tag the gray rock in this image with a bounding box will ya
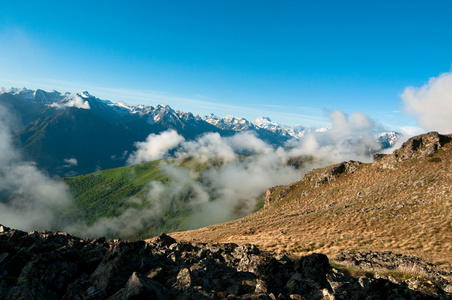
[0,225,448,299]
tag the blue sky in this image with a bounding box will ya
[1,1,451,132]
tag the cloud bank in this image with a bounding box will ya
[75,133,302,238]
[127,130,185,164]
[0,105,76,231]
[285,110,382,165]
[401,71,452,134]
[76,110,388,238]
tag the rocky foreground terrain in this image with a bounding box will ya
[1,224,451,299]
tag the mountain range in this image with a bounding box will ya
[0,88,399,177]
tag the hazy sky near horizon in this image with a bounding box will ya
[1,1,451,132]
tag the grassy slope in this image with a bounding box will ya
[62,157,221,238]
[170,134,452,268]
[62,160,167,226]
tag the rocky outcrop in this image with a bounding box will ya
[264,186,294,208]
[1,225,448,299]
[313,161,362,188]
[264,161,363,207]
[373,131,452,167]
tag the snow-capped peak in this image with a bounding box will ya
[252,116,278,129]
[117,101,131,109]
[202,114,253,131]
[80,91,90,99]
[377,131,400,147]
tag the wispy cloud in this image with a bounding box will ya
[0,104,76,231]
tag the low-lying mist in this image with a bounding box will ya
[66,111,396,238]
[0,105,401,238]
[0,105,76,231]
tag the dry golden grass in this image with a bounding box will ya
[167,134,452,268]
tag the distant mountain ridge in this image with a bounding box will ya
[0,88,400,177]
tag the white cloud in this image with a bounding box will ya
[51,94,90,110]
[285,110,381,165]
[0,104,75,231]
[401,71,452,134]
[127,130,185,164]
[226,131,272,155]
[175,132,236,163]
[174,131,273,164]
[329,110,373,137]
[63,157,78,167]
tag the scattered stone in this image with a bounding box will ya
[335,250,452,296]
[0,225,449,299]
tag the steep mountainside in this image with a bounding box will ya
[62,160,167,228]
[20,107,143,176]
[0,89,286,176]
[170,132,452,269]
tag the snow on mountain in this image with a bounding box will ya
[252,116,306,139]
[377,131,400,148]
[252,116,278,130]
[202,113,401,149]
[202,114,254,131]
[203,114,308,139]
[0,87,65,104]
[1,87,401,149]
[80,91,90,99]
[51,93,91,110]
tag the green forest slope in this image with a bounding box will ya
[62,160,166,225]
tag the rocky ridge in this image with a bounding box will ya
[1,225,449,299]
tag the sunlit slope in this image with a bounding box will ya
[62,160,167,225]
[62,157,231,238]
[170,132,452,266]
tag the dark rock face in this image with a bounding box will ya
[0,225,447,299]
